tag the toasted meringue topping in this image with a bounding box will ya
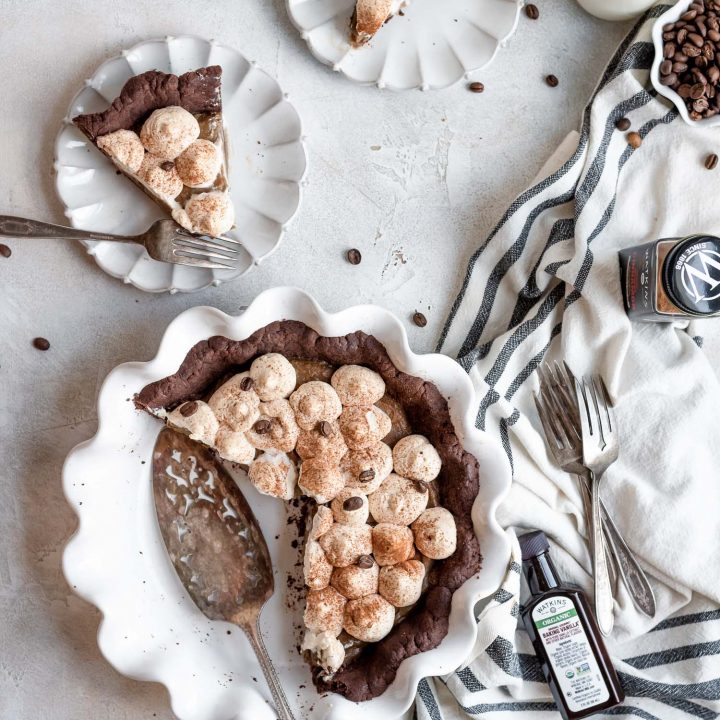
[304,586,346,636]
[378,560,425,608]
[343,594,395,643]
[296,421,348,461]
[392,434,442,483]
[318,523,373,567]
[371,523,415,566]
[331,561,379,599]
[140,106,200,160]
[175,139,221,187]
[137,153,184,199]
[298,458,345,504]
[412,507,457,559]
[301,630,345,675]
[331,365,385,406]
[249,353,297,401]
[330,487,370,526]
[214,427,256,464]
[245,399,299,453]
[338,405,392,449]
[167,400,219,446]
[96,129,145,173]
[341,443,393,494]
[247,450,297,500]
[309,505,334,540]
[304,539,333,590]
[208,373,261,432]
[289,381,343,430]
[367,472,428,525]
[174,191,234,237]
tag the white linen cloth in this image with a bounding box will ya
[416,5,720,719]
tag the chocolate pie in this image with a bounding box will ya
[73,66,234,237]
[350,0,411,46]
[135,321,482,701]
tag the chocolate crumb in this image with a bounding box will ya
[179,401,198,417]
[32,337,50,351]
[411,479,429,494]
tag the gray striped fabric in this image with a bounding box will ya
[417,5,720,720]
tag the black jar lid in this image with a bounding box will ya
[663,235,720,316]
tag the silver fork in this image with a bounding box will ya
[0,215,242,270]
[536,364,655,619]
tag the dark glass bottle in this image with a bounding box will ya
[519,531,624,719]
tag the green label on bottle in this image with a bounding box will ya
[534,608,578,629]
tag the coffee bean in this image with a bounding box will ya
[160,161,174,171]
[413,311,427,328]
[664,41,677,58]
[253,419,272,434]
[660,59,674,75]
[343,496,364,511]
[694,96,710,112]
[691,82,706,99]
[468,81,485,93]
[678,27,689,44]
[615,117,631,131]
[705,152,719,169]
[356,555,374,569]
[319,420,332,437]
[358,468,375,483]
[689,32,705,46]
[660,72,678,86]
[525,3,539,19]
[179,401,198,417]
[240,376,254,391]
[32,337,50,351]
[545,74,559,87]
[0,243,11,258]
[678,83,693,98]
[673,61,689,73]
[627,132,643,149]
[347,248,362,265]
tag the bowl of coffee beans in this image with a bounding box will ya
[652,0,720,125]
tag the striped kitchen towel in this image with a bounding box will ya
[418,4,720,719]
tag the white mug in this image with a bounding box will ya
[575,0,657,21]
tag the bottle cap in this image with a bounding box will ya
[663,235,720,316]
[519,530,550,560]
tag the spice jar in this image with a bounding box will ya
[619,234,720,321]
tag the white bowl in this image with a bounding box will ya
[650,1,720,127]
[62,287,512,720]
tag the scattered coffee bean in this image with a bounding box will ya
[0,243,11,259]
[627,131,643,149]
[253,419,272,434]
[32,337,50,351]
[615,117,631,131]
[347,248,362,265]
[468,81,485,93]
[706,152,719,169]
[413,311,427,328]
[358,468,375,483]
[319,420,333,437]
[343,496,364,511]
[239,376,254,391]
[525,3,539,19]
[545,74,559,87]
[179,401,198,417]
[160,161,174,171]
[356,555,375,569]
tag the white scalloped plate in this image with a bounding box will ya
[62,287,512,720]
[54,37,307,293]
[286,0,522,90]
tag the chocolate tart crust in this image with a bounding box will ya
[73,66,222,141]
[135,320,483,702]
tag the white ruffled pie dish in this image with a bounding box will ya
[286,0,522,90]
[54,36,307,293]
[62,287,512,720]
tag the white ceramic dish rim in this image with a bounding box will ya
[53,35,308,294]
[61,287,512,720]
[650,1,720,127]
[285,0,523,91]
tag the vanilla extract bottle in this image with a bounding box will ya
[519,531,624,719]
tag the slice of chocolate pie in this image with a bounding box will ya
[135,321,482,702]
[350,0,411,46]
[73,67,234,237]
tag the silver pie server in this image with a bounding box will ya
[152,427,295,720]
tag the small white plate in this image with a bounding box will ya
[286,0,522,90]
[62,287,512,720]
[54,37,307,293]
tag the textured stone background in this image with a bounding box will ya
[0,1,629,717]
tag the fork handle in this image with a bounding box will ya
[0,215,140,244]
[590,470,614,636]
